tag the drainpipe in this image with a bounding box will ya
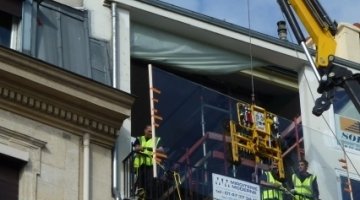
[112,2,118,88]
[83,133,90,200]
[111,2,121,200]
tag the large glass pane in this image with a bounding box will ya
[125,66,358,200]
[151,67,298,199]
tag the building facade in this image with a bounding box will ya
[1,0,360,200]
[0,0,134,199]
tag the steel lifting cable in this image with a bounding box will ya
[246,0,261,182]
[278,1,360,183]
[246,0,255,105]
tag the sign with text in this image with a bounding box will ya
[335,114,360,152]
[212,173,260,200]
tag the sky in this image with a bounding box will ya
[159,0,360,39]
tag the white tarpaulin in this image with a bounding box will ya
[131,24,265,75]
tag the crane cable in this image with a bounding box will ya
[246,0,255,105]
[246,0,261,183]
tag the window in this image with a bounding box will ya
[89,38,112,85]
[0,0,22,49]
[333,90,360,120]
[35,1,112,85]
[0,154,26,200]
[0,12,13,47]
[35,2,91,77]
[339,175,360,200]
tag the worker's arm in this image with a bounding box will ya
[260,173,282,188]
[133,138,143,152]
[260,180,282,188]
[312,177,320,199]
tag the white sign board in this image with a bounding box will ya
[335,114,360,152]
[212,173,260,200]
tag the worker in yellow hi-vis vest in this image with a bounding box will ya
[260,161,284,200]
[133,125,164,199]
[290,159,319,200]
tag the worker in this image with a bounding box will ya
[260,161,284,200]
[133,125,163,200]
[290,159,319,200]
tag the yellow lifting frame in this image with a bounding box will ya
[230,103,285,179]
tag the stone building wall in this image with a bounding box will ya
[0,46,134,200]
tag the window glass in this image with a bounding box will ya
[35,2,91,78]
[0,11,12,47]
[340,176,360,200]
[150,67,294,197]
[89,38,111,85]
[333,89,360,120]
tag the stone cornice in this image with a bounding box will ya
[0,47,135,147]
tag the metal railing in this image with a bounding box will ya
[123,151,321,200]
[123,151,213,199]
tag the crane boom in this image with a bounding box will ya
[278,0,337,68]
[277,0,360,116]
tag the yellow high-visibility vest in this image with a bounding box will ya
[292,174,316,200]
[133,136,160,168]
[262,171,283,200]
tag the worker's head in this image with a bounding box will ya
[144,125,152,139]
[270,161,279,172]
[298,159,309,173]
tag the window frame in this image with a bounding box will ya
[0,0,22,50]
[336,169,360,200]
